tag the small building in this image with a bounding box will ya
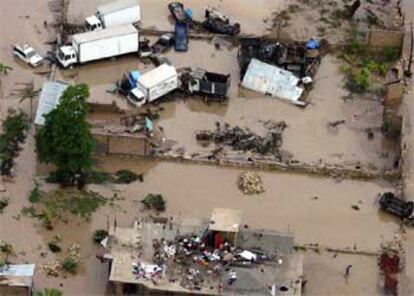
[0,264,35,296]
[105,209,303,296]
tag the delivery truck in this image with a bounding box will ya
[85,0,141,31]
[56,24,139,68]
[128,64,178,107]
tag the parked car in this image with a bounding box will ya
[168,2,190,24]
[379,192,414,220]
[174,23,189,52]
[151,33,175,54]
[12,44,44,67]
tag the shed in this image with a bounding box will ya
[209,208,242,233]
[0,264,35,296]
[34,81,68,125]
[241,59,304,105]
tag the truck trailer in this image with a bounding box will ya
[85,0,141,31]
[128,64,178,107]
[57,24,139,68]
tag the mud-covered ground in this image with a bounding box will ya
[0,0,407,295]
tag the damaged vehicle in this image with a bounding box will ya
[151,33,175,54]
[168,2,192,24]
[181,68,231,99]
[202,7,240,35]
[174,22,189,52]
[12,44,44,67]
[379,192,414,221]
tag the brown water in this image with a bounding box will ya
[0,0,405,295]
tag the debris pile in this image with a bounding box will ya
[196,121,287,160]
[131,234,273,291]
[237,172,265,195]
[40,260,61,277]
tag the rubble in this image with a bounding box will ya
[39,260,61,277]
[237,171,265,195]
[196,121,287,160]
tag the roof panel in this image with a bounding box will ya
[35,81,69,125]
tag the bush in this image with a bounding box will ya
[93,229,108,243]
[0,198,9,213]
[47,242,62,253]
[115,170,139,184]
[34,288,63,296]
[29,182,42,203]
[86,171,112,184]
[61,256,78,274]
[141,194,166,212]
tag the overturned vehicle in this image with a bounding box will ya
[379,192,414,221]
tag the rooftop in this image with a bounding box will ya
[35,81,69,125]
[209,208,242,233]
[106,210,303,296]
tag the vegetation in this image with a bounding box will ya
[0,198,9,213]
[93,229,109,243]
[34,288,63,296]
[61,256,78,274]
[22,189,107,229]
[47,241,62,253]
[141,194,166,212]
[29,181,42,203]
[0,110,29,175]
[36,84,95,188]
[115,170,140,184]
[0,63,12,75]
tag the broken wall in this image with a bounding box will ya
[367,29,404,48]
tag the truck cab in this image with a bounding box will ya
[128,88,146,107]
[57,46,77,68]
[85,15,103,31]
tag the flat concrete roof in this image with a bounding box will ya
[209,208,242,233]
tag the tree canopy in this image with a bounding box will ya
[36,84,94,186]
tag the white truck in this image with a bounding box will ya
[85,0,141,31]
[128,64,178,107]
[57,24,139,68]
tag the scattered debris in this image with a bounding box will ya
[351,205,360,211]
[196,121,287,160]
[0,198,9,213]
[237,172,265,195]
[93,230,109,244]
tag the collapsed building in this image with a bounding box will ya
[105,208,303,296]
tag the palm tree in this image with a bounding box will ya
[0,63,12,75]
[9,81,39,120]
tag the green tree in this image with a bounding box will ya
[36,84,94,188]
[34,288,63,296]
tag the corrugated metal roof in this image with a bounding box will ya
[72,24,137,44]
[35,81,69,125]
[0,264,35,277]
[138,64,177,89]
[241,59,304,104]
[98,0,138,15]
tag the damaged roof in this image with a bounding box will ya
[35,81,68,125]
[0,264,35,288]
[241,59,304,105]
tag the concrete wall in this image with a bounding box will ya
[92,132,149,156]
[367,29,404,48]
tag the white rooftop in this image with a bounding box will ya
[138,64,177,89]
[98,0,138,15]
[72,24,137,44]
[35,81,69,125]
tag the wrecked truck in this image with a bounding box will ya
[127,64,178,107]
[379,192,414,221]
[181,68,230,99]
[202,7,240,35]
[85,0,141,31]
